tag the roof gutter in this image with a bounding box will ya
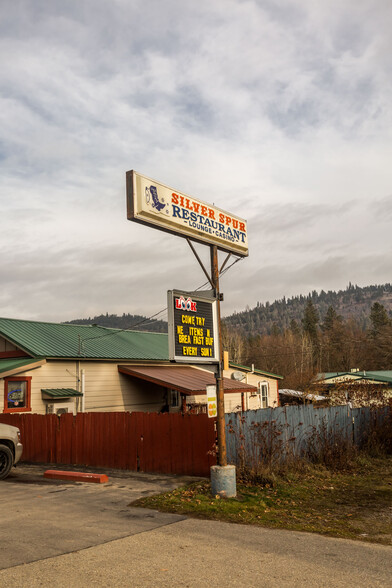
[0,359,46,379]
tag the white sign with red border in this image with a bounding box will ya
[127,170,248,257]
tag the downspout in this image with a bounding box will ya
[248,364,255,411]
[76,360,80,413]
[245,364,255,411]
[81,369,85,413]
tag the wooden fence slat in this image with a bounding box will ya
[2,405,387,476]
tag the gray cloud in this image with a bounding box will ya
[371,195,392,220]
[249,200,355,234]
[228,251,392,314]
[0,238,210,321]
[1,1,392,322]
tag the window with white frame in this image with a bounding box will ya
[258,381,269,408]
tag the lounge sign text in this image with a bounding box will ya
[127,170,248,257]
[168,291,219,363]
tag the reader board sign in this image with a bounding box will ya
[127,170,248,257]
[206,385,217,418]
[168,290,219,363]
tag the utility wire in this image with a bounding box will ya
[194,255,243,292]
[81,307,168,343]
[79,253,243,346]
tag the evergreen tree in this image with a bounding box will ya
[322,306,342,332]
[289,318,301,337]
[367,302,392,369]
[302,299,319,344]
[369,302,390,336]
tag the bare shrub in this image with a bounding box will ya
[228,406,392,485]
[228,416,304,484]
[302,417,357,470]
[359,405,392,456]
[229,417,283,485]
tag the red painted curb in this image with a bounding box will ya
[44,470,109,484]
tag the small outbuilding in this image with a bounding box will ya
[315,369,392,406]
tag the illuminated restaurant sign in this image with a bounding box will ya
[127,170,248,257]
[167,290,219,363]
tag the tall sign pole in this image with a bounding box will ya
[210,245,227,467]
[127,170,248,497]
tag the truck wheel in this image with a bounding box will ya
[0,444,14,480]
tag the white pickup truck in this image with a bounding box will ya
[0,424,23,480]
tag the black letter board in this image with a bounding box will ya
[167,290,219,363]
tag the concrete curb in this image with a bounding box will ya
[44,469,109,483]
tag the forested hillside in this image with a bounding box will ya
[222,285,392,389]
[65,313,167,333]
[224,283,392,335]
[65,283,392,388]
[66,284,392,335]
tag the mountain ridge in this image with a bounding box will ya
[65,283,392,335]
[224,283,392,335]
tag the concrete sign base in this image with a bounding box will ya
[210,464,237,498]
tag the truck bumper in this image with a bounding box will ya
[14,442,23,465]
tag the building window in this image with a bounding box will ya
[170,389,180,408]
[258,382,269,408]
[3,377,32,413]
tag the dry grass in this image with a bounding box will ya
[132,455,392,545]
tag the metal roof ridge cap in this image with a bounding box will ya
[228,361,283,379]
[1,317,169,334]
[118,361,174,365]
[43,355,169,361]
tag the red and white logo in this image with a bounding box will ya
[175,296,197,312]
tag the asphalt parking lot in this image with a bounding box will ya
[0,463,196,570]
[1,464,392,587]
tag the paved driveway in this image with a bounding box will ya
[1,514,392,587]
[0,463,194,569]
[2,464,392,587]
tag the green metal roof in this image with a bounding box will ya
[0,317,169,361]
[41,388,83,398]
[0,357,45,375]
[317,372,358,381]
[229,362,283,380]
[318,371,392,384]
[358,371,392,384]
[364,371,392,382]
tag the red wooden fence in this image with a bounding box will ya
[0,412,217,477]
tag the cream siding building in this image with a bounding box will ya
[223,363,282,411]
[1,318,266,416]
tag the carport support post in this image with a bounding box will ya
[210,245,236,498]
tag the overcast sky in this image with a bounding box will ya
[1,0,392,323]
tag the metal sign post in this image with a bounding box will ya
[127,170,246,496]
[210,245,227,467]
